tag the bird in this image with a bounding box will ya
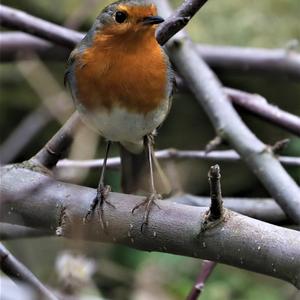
[64,0,173,229]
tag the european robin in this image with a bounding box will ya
[65,0,173,229]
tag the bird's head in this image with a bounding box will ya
[94,0,164,37]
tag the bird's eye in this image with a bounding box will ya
[115,11,127,23]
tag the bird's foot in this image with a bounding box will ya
[83,184,114,229]
[132,192,162,232]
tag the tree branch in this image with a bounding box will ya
[196,44,300,80]
[224,88,300,137]
[0,223,51,240]
[0,32,69,61]
[187,260,217,300]
[0,195,289,241]
[155,0,208,45]
[1,165,299,288]
[177,74,300,135]
[171,195,289,224]
[33,112,81,168]
[207,165,224,221]
[0,5,82,49]
[155,0,300,224]
[0,243,58,300]
[56,149,300,169]
[0,194,291,241]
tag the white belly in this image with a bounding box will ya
[76,99,169,144]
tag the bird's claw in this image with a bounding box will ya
[132,193,162,232]
[83,184,114,229]
[98,185,114,207]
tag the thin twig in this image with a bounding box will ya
[271,139,290,154]
[156,0,208,45]
[224,88,300,136]
[207,165,223,221]
[33,112,81,168]
[0,243,58,300]
[187,260,217,300]
[179,70,300,136]
[205,136,224,153]
[174,74,300,136]
[56,149,300,169]
[201,165,225,231]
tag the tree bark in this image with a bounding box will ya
[1,165,299,288]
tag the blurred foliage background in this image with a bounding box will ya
[1,0,300,299]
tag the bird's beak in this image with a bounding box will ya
[142,16,164,25]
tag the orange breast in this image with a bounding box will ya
[75,29,168,114]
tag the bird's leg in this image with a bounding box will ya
[84,141,115,228]
[132,134,161,231]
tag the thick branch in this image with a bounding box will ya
[0,194,291,240]
[155,0,300,224]
[1,166,300,288]
[0,196,289,241]
[0,243,58,300]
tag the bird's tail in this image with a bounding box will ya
[119,144,171,196]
